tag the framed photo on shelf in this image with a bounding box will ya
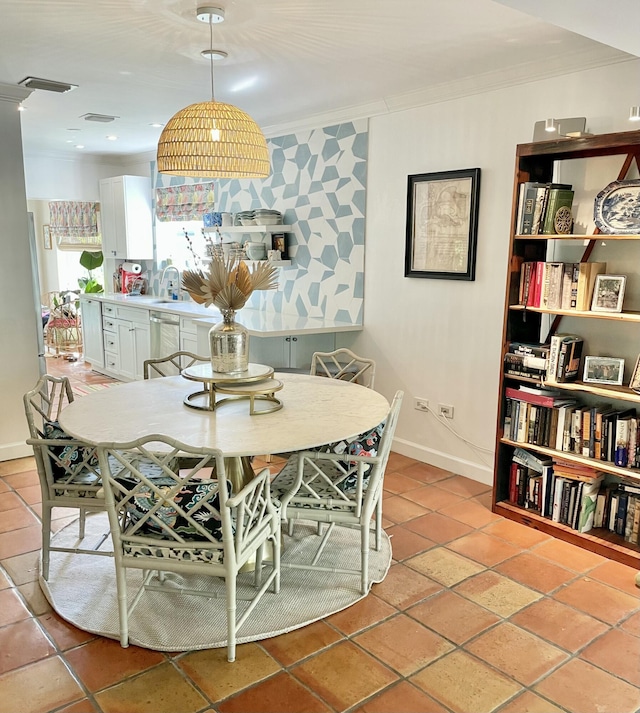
[590,274,626,312]
[43,224,52,250]
[404,167,481,281]
[583,356,625,385]
[629,355,640,392]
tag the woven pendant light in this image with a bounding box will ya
[157,6,270,178]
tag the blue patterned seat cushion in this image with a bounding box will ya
[312,421,385,491]
[115,476,228,543]
[43,421,100,482]
[42,422,169,501]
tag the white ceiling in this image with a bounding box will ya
[0,0,635,159]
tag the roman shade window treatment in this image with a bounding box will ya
[49,201,102,251]
[155,182,216,222]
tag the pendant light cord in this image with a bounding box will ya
[209,17,215,101]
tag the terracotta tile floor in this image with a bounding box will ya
[1,356,640,712]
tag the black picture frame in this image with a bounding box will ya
[405,168,481,280]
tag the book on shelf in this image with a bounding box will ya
[576,262,606,311]
[516,182,572,235]
[541,262,564,310]
[555,335,583,382]
[519,182,548,235]
[547,334,583,383]
[576,474,604,532]
[541,188,575,235]
[505,386,576,409]
[512,447,552,473]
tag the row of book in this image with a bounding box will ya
[504,337,583,383]
[504,385,640,469]
[515,182,574,236]
[518,261,606,311]
[508,448,640,542]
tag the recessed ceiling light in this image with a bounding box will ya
[17,104,25,111]
[106,135,118,140]
[75,145,85,149]
[149,122,164,128]
[66,140,73,143]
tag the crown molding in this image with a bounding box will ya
[0,82,31,103]
[263,48,636,138]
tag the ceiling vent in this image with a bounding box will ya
[18,76,77,93]
[80,113,119,123]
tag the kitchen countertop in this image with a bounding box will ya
[80,293,362,337]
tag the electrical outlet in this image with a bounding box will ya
[414,397,429,412]
[438,403,454,419]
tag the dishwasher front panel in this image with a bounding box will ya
[149,312,181,375]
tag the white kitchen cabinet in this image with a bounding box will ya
[249,333,336,369]
[80,297,104,369]
[116,320,150,381]
[101,303,150,381]
[180,317,200,355]
[99,175,153,259]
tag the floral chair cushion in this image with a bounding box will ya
[115,476,228,543]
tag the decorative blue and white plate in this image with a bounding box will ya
[594,179,640,234]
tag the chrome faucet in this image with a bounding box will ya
[160,265,181,299]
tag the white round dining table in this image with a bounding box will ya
[58,373,390,490]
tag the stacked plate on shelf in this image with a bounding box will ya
[254,209,282,226]
[234,209,282,226]
[235,211,256,226]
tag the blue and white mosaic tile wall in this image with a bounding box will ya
[154,119,368,324]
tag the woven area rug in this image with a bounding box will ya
[71,382,118,398]
[41,513,391,651]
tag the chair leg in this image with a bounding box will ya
[254,543,264,588]
[273,529,281,594]
[287,519,294,537]
[375,497,383,551]
[226,575,237,663]
[115,563,130,648]
[78,508,86,539]
[41,506,52,580]
[361,522,370,595]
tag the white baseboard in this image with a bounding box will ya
[392,436,494,486]
[0,441,33,462]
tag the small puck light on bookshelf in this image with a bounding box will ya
[629,106,640,122]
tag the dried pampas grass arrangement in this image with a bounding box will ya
[182,255,278,312]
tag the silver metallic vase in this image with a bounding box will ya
[209,309,249,373]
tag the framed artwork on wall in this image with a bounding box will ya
[405,167,481,280]
[43,224,52,250]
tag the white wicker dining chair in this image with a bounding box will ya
[311,348,376,388]
[97,435,281,662]
[265,347,378,464]
[23,374,111,579]
[143,351,209,379]
[271,390,403,594]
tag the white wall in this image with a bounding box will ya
[0,85,42,461]
[347,58,640,484]
[23,152,151,201]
